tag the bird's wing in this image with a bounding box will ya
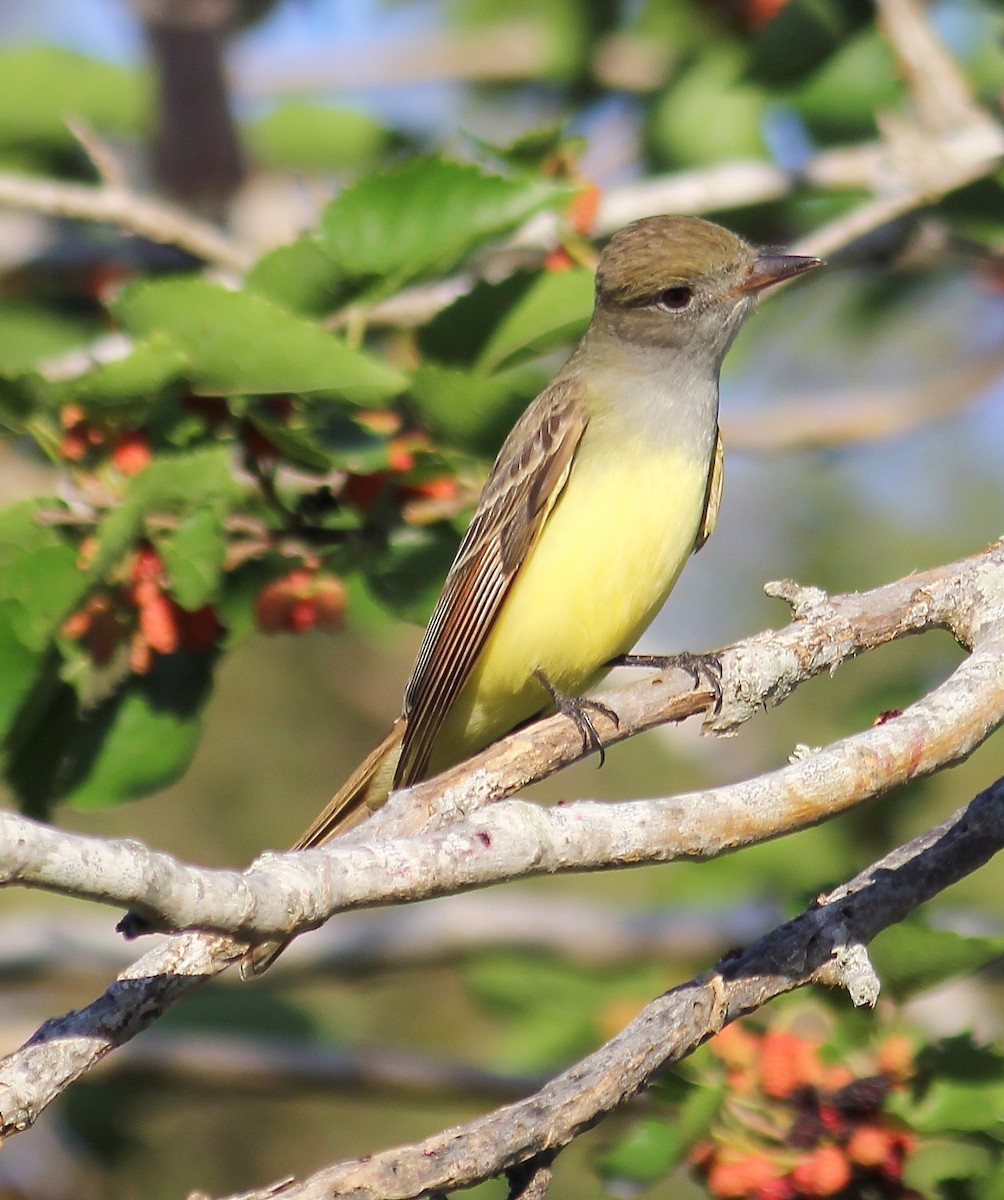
[695,426,723,552]
[395,376,589,786]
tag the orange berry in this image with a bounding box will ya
[254,581,289,633]
[820,1064,854,1092]
[543,246,575,272]
[742,0,790,28]
[688,1139,716,1169]
[129,631,153,674]
[312,577,346,633]
[847,1124,894,1168]
[753,1177,796,1200]
[61,403,86,429]
[286,597,317,633]
[876,1035,915,1083]
[111,430,152,475]
[62,608,93,640]
[567,183,600,235]
[760,1031,821,1099]
[139,592,180,655]
[790,1146,851,1197]
[59,429,90,461]
[708,1154,777,1197]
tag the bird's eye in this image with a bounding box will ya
[658,286,694,310]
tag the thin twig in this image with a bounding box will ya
[0,170,254,272]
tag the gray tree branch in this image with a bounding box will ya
[0,541,1002,1143]
[212,773,1004,1200]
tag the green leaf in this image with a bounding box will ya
[747,0,874,87]
[246,102,389,171]
[319,157,568,293]
[476,267,593,371]
[903,1140,999,1195]
[0,302,101,373]
[790,29,901,139]
[245,416,334,472]
[115,278,405,401]
[91,446,239,581]
[649,47,769,167]
[0,47,147,153]
[6,654,213,811]
[600,1084,725,1185]
[246,235,346,316]
[366,524,461,624]
[409,361,540,457]
[156,509,226,610]
[0,501,89,734]
[869,920,1004,1001]
[48,334,189,411]
[419,273,539,367]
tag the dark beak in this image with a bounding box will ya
[738,253,823,295]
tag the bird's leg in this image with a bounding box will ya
[533,669,619,767]
[610,650,724,713]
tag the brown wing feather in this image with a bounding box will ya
[395,377,589,786]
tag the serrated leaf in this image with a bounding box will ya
[319,157,568,292]
[156,509,226,609]
[870,921,1004,1001]
[477,266,593,372]
[115,278,405,400]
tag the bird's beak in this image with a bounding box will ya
[737,253,823,295]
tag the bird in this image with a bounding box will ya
[242,214,822,975]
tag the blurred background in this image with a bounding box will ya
[0,0,1002,1196]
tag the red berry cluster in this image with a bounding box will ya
[59,405,152,476]
[62,542,223,673]
[254,568,346,635]
[690,1025,918,1199]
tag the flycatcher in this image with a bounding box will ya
[244,215,821,975]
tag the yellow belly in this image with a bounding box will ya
[429,436,710,769]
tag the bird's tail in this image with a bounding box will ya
[240,719,406,978]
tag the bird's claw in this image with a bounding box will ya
[534,669,619,766]
[612,650,724,714]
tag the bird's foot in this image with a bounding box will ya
[534,669,619,767]
[612,650,724,714]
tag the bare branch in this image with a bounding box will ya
[209,774,1004,1200]
[0,542,1000,941]
[0,542,1002,1138]
[0,170,254,272]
